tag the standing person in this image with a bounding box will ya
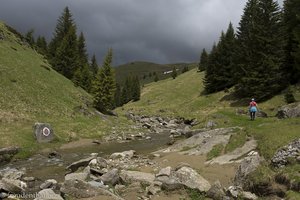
[249,98,258,120]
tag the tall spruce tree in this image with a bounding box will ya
[54,26,78,79]
[90,54,99,77]
[132,76,141,101]
[235,0,284,100]
[199,49,208,71]
[283,0,300,84]
[48,7,76,70]
[25,29,35,47]
[36,36,47,55]
[93,49,116,112]
[73,32,92,91]
[204,43,219,93]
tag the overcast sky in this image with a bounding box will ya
[0,0,283,65]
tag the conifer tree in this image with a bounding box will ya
[199,49,208,71]
[204,43,219,93]
[93,49,116,112]
[73,32,92,91]
[36,36,47,55]
[90,54,99,77]
[48,7,76,69]
[234,0,284,100]
[25,29,35,47]
[171,66,177,79]
[54,26,78,79]
[283,0,300,84]
[114,83,122,107]
[132,76,141,101]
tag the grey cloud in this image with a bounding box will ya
[0,0,283,65]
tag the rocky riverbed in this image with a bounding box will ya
[1,113,298,199]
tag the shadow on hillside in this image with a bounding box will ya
[220,92,250,107]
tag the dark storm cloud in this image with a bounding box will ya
[0,0,283,65]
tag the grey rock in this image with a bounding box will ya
[96,157,108,168]
[23,177,35,182]
[146,184,161,195]
[48,151,61,159]
[65,172,89,181]
[100,168,120,186]
[227,186,242,198]
[272,139,300,168]
[175,162,192,171]
[175,166,211,192]
[206,120,217,128]
[0,178,26,194]
[120,170,155,185]
[142,123,152,129]
[158,176,182,191]
[257,111,268,118]
[0,167,25,180]
[33,123,55,143]
[276,103,300,119]
[34,189,64,200]
[156,166,172,177]
[234,154,262,188]
[90,168,106,176]
[0,192,9,199]
[66,156,95,172]
[88,180,105,188]
[92,140,101,144]
[240,191,258,200]
[40,179,57,190]
[61,179,123,199]
[110,150,136,160]
[207,181,226,200]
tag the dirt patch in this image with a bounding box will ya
[141,152,238,187]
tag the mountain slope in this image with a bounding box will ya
[118,68,300,160]
[115,61,196,84]
[0,22,129,156]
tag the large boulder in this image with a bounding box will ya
[61,179,123,200]
[0,167,24,180]
[34,189,64,200]
[276,103,300,119]
[65,172,89,181]
[119,170,155,185]
[234,152,263,188]
[207,181,226,200]
[100,168,120,186]
[110,150,136,160]
[33,123,55,143]
[175,166,211,192]
[0,178,26,194]
[271,138,300,168]
[66,156,95,172]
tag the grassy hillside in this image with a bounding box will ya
[115,61,196,85]
[118,68,300,160]
[0,22,131,157]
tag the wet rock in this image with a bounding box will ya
[0,178,26,194]
[110,150,136,160]
[207,181,226,200]
[65,172,89,181]
[33,123,55,143]
[0,192,9,199]
[100,168,120,186]
[120,170,155,185]
[66,156,95,172]
[276,103,300,119]
[271,139,300,168]
[156,166,172,177]
[40,179,57,190]
[0,167,25,180]
[61,179,123,199]
[23,176,35,182]
[234,153,262,188]
[175,166,211,192]
[34,189,64,200]
[48,151,61,159]
[0,146,20,163]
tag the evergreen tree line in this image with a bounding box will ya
[115,75,141,107]
[199,0,300,101]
